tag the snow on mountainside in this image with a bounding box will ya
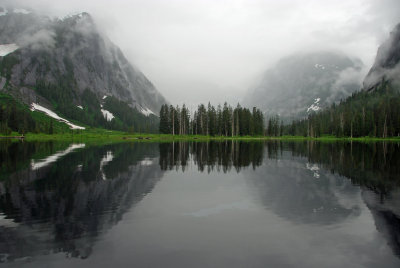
[30,103,85,129]
[139,106,156,116]
[307,98,321,113]
[0,43,18,56]
[101,108,115,121]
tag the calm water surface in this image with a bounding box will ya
[0,141,399,267]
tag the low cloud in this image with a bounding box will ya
[4,0,400,104]
[18,28,56,50]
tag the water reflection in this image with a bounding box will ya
[0,140,399,265]
[0,142,163,262]
[159,140,400,258]
[159,141,263,172]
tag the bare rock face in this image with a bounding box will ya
[363,23,400,91]
[0,9,167,114]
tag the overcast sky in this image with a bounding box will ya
[8,0,400,106]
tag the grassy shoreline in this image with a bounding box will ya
[1,130,400,143]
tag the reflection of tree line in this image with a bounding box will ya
[0,141,71,182]
[159,141,264,173]
[0,142,162,262]
[285,141,400,194]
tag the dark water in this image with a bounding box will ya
[0,140,400,267]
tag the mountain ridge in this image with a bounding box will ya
[0,8,167,132]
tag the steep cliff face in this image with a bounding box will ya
[363,23,400,91]
[0,8,167,116]
[244,51,363,120]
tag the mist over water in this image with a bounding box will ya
[0,140,399,267]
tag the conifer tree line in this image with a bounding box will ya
[159,102,265,136]
[283,81,400,138]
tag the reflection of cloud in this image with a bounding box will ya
[185,200,256,217]
[31,143,85,170]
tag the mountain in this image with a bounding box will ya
[363,23,400,91]
[244,51,364,121]
[0,7,167,132]
[284,23,400,138]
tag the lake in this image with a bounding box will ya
[0,140,399,267]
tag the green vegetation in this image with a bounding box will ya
[2,76,400,143]
[2,130,400,143]
[159,102,264,136]
[0,93,71,135]
[285,80,400,138]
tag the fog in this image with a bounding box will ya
[6,0,400,106]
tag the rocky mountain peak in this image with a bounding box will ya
[363,23,400,91]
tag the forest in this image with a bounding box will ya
[159,103,265,136]
[284,81,400,138]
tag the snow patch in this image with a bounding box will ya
[100,151,114,180]
[0,7,8,16]
[314,63,325,70]
[139,106,155,116]
[0,213,18,228]
[101,109,114,121]
[60,12,86,20]
[77,105,83,109]
[13,8,31,14]
[139,158,154,166]
[307,98,321,113]
[30,103,85,129]
[0,44,19,57]
[306,163,320,178]
[31,144,85,170]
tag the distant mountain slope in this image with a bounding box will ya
[284,23,400,138]
[244,51,364,121]
[363,23,400,91]
[0,7,167,132]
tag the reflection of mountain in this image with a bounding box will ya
[362,189,400,257]
[286,141,400,258]
[0,142,163,262]
[244,151,361,225]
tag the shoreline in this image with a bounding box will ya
[1,132,400,143]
